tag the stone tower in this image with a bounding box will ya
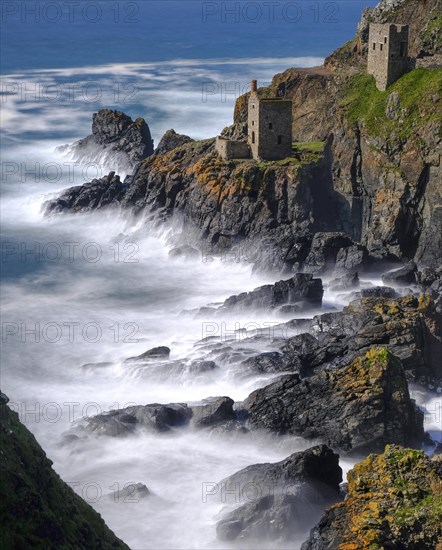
[248,80,292,160]
[367,23,410,91]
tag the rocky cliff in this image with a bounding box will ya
[302,444,442,549]
[57,109,154,175]
[0,394,129,549]
[231,0,442,268]
[47,0,442,272]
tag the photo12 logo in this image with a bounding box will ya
[0,81,138,105]
[201,2,339,24]
[1,160,132,184]
[201,80,271,103]
[1,241,139,264]
[1,2,140,24]
[1,321,140,344]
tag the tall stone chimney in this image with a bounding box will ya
[250,80,257,93]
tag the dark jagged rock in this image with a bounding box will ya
[216,445,342,542]
[240,351,291,375]
[302,445,442,550]
[57,109,154,175]
[155,129,192,155]
[221,274,323,312]
[84,403,191,436]
[78,395,238,437]
[243,348,424,453]
[221,445,342,495]
[304,233,367,275]
[328,271,359,291]
[191,396,235,427]
[351,286,397,299]
[87,109,153,163]
[308,295,442,384]
[280,332,334,376]
[382,262,418,286]
[44,171,125,214]
[417,266,439,287]
[0,395,129,549]
[124,346,171,362]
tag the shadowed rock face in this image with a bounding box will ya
[243,348,424,453]
[90,109,154,160]
[0,394,129,549]
[44,171,125,214]
[56,109,154,175]
[72,397,237,438]
[220,274,324,312]
[302,445,442,550]
[216,445,342,543]
[308,294,442,384]
[155,129,192,155]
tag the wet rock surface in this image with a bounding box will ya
[57,109,154,175]
[124,346,171,362]
[44,171,125,214]
[219,274,324,313]
[191,396,235,427]
[382,262,418,286]
[216,445,342,542]
[243,348,424,453]
[84,403,192,436]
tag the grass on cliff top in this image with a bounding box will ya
[423,13,442,44]
[291,141,326,165]
[342,68,442,140]
[293,141,325,153]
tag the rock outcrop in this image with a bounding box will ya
[243,348,424,453]
[218,274,323,313]
[216,445,342,543]
[155,129,192,155]
[47,1,441,272]
[74,396,237,438]
[309,294,442,385]
[45,171,125,214]
[83,402,192,436]
[57,109,154,174]
[302,445,442,549]
[0,394,129,549]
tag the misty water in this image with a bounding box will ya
[2,58,440,550]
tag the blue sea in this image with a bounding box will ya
[1,0,377,145]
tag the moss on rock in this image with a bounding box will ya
[303,445,442,549]
[0,397,129,549]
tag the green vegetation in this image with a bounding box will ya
[339,445,442,549]
[0,401,129,549]
[256,157,301,169]
[292,141,326,164]
[293,141,325,153]
[422,13,442,48]
[342,68,442,140]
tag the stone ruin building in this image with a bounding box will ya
[367,23,410,91]
[216,80,293,161]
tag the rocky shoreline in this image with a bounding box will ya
[3,0,442,547]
